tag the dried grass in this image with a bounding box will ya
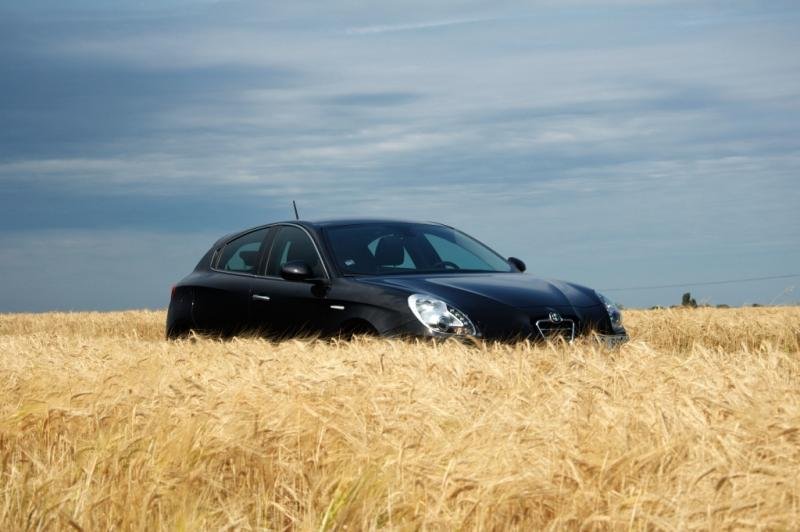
[0,307,798,530]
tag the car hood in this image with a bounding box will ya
[356,272,600,310]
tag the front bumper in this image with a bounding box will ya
[385,319,629,346]
[382,308,629,346]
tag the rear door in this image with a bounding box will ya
[191,227,271,334]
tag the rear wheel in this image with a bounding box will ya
[166,321,192,340]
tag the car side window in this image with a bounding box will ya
[266,226,325,278]
[216,228,269,274]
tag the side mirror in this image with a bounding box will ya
[280,260,313,281]
[508,257,526,272]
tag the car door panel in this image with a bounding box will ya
[191,227,272,335]
[249,278,335,337]
[191,272,252,334]
[248,225,331,337]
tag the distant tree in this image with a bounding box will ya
[681,292,697,308]
[716,304,730,309]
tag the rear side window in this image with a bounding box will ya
[216,228,269,274]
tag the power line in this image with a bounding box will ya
[600,273,800,292]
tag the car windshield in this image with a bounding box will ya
[323,223,514,275]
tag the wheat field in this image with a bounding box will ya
[0,307,798,530]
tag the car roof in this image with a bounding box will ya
[220,218,447,243]
[304,218,444,228]
[237,218,442,230]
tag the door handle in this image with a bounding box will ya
[252,294,271,302]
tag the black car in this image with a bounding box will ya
[167,219,628,344]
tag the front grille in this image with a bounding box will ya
[534,317,576,342]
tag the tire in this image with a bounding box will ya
[166,321,192,340]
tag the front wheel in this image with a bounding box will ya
[337,320,378,340]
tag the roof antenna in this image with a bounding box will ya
[292,200,300,221]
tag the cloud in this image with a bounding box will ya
[324,92,423,107]
[0,1,798,309]
[345,16,499,35]
[0,229,219,312]
[0,37,302,159]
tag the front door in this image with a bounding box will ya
[249,225,331,337]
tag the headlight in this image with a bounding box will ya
[595,291,625,334]
[407,294,478,336]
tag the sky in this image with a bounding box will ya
[0,0,798,311]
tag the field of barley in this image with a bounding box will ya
[1,307,799,530]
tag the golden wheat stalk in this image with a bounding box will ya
[1,307,798,529]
